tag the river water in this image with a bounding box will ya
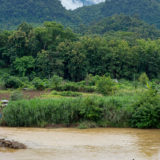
[0,127,160,160]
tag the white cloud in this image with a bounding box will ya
[60,0,83,10]
[91,0,105,3]
[60,0,105,10]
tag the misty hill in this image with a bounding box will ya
[74,0,160,27]
[80,14,160,39]
[1,0,160,29]
[0,0,74,29]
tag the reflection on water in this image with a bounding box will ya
[0,128,160,160]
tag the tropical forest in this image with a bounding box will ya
[0,1,160,159]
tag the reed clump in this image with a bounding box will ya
[2,96,130,127]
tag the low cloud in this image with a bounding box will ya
[60,0,105,10]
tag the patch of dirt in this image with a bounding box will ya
[23,90,49,99]
[0,90,50,100]
[0,93,10,100]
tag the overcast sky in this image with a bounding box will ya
[60,0,105,10]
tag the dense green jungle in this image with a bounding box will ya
[0,0,160,129]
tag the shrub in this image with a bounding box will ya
[49,75,63,89]
[80,97,104,121]
[3,76,22,89]
[96,76,117,95]
[130,88,160,128]
[32,77,46,90]
[85,74,101,86]
[138,72,149,85]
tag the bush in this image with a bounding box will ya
[130,88,160,128]
[85,74,101,86]
[96,76,117,95]
[138,72,149,85]
[49,75,63,89]
[32,77,46,90]
[3,76,22,89]
[10,91,24,101]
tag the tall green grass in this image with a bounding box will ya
[2,96,131,127]
[2,87,160,129]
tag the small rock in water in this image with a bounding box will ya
[0,138,27,149]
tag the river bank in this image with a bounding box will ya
[1,87,160,129]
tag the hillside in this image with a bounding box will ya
[0,0,74,29]
[1,0,160,30]
[73,0,160,28]
[79,14,160,39]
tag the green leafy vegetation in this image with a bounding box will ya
[1,96,130,127]
[80,15,160,40]
[51,91,82,97]
[0,76,160,129]
[1,0,160,31]
[0,0,74,29]
[96,76,117,95]
[1,1,160,129]
[73,0,160,28]
[131,88,160,128]
[1,21,157,81]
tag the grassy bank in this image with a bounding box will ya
[1,96,131,128]
[1,87,160,129]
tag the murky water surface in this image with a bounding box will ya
[0,127,160,160]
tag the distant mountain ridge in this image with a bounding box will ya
[79,14,160,40]
[0,0,73,29]
[1,0,160,29]
[73,0,160,27]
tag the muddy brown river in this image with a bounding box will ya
[0,128,160,160]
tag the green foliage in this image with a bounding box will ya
[138,72,149,85]
[0,0,72,29]
[2,96,130,127]
[1,21,160,81]
[57,82,96,93]
[80,97,104,121]
[2,75,22,89]
[49,75,63,90]
[131,88,160,128]
[52,91,82,97]
[13,56,35,77]
[96,76,117,95]
[85,74,101,86]
[80,15,160,40]
[74,0,160,29]
[10,91,24,101]
[32,77,46,90]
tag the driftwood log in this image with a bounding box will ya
[0,138,26,149]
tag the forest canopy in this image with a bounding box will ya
[1,20,160,82]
